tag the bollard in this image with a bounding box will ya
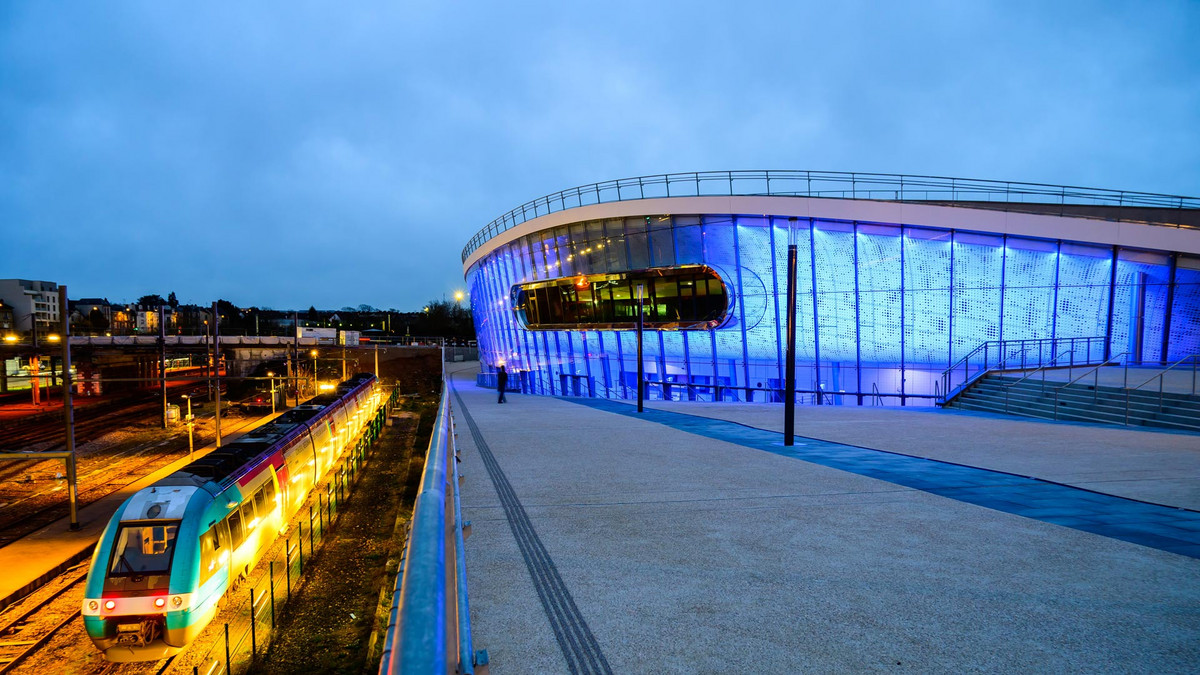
[269,561,276,629]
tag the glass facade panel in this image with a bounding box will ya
[468,208,1200,406]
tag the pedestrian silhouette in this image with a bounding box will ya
[497,365,508,403]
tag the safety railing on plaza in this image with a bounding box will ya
[178,386,398,675]
[380,372,482,675]
[462,170,1200,262]
[938,336,1110,405]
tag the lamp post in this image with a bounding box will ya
[311,349,318,396]
[182,394,194,462]
[267,371,276,415]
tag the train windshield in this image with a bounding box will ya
[108,521,180,576]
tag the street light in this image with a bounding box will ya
[454,291,464,303]
[267,371,276,415]
[182,394,194,462]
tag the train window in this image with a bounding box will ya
[227,510,245,550]
[199,530,220,585]
[241,501,257,531]
[253,488,269,518]
[263,481,277,510]
[108,521,180,576]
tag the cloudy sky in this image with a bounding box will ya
[2,1,1197,311]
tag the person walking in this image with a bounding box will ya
[497,365,508,404]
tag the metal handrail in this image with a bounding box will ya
[1049,352,1130,421]
[939,336,1106,404]
[381,366,477,674]
[462,170,1199,262]
[1003,349,1077,414]
[1123,353,1200,422]
[1128,353,1200,394]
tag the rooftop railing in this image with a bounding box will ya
[463,170,1200,263]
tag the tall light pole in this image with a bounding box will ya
[636,283,645,413]
[267,371,276,415]
[311,349,318,396]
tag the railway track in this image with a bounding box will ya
[0,413,267,549]
[0,562,174,675]
[0,564,88,674]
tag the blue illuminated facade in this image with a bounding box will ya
[464,173,1200,406]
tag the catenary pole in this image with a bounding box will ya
[60,286,79,530]
[291,311,299,406]
[213,301,222,447]
[159,305,167,428]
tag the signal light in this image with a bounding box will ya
[104,600,116,611]
[154,597,166,608]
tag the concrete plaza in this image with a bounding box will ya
[449,364,1200,674]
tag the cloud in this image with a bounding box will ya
[1,1,1196,309]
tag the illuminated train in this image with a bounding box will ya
[81,373,381,662]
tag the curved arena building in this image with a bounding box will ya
[463,171,1200,406]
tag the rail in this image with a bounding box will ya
[462,170,1200,262]
[939,336,1107,405]
[1049,352,1130,420]
[380,369,480,675]
[1121,353,1200,423]
[1003,348,1077,413]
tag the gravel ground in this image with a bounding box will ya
[248,398,432,675]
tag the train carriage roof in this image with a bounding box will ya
[154,373,376,492]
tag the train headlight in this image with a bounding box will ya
[172,596,183,608]
[154,597,166,608]
[104,600,116,611]
[88,600,99,611]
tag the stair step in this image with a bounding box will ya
[948,372,1200,433]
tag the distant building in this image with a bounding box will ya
[110,304,135,334]
[0,300,13,333]
[70,298,113,334]
[135,306,164,333]
[0,279,61,337]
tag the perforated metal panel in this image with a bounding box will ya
[468,212,1198,404]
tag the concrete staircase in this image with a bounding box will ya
[948,373,1200,432]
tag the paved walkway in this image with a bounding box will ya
[449,365,1200,674]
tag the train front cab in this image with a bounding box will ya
[82,485,217,662]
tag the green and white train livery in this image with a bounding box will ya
[82,373,381,662]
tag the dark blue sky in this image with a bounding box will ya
[2,1,1197,311]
